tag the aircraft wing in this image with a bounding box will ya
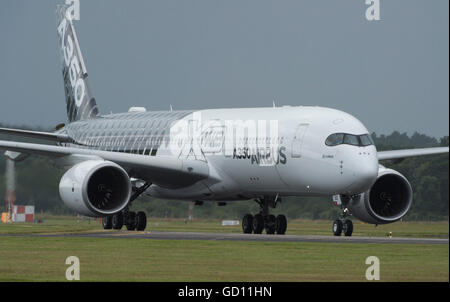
[0,127,72,143]
[377,147,449,161]
[0,140,210,188]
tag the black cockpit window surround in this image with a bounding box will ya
[325,133,374,147]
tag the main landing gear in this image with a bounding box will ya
[332,208,353,237]
[242,196,287,235]
[102,208,147,231]
[101,182,151,232]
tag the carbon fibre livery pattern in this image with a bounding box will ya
[61,110,194,155]
[56,5,99,122]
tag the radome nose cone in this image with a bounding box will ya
[348,158,379,193]
[361,163,378,185]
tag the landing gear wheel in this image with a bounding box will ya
[242,214,254,234]
[265,215,276,234]
[102,216,112,229]
[252,214,264,234]
[343,219,353,237]
[275,215,287,235]
[332,219,343,236]
[125,211,137,231]
[112,212,124,230]
[136,211,147,231]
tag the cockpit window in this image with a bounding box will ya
[325,133,374,147]
[325,133,344,146]
[359,134,374,146]
[343,134,359,146]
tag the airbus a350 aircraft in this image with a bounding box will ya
[0,6,448,236]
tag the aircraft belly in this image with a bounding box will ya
[146,181,213,200]
[277,150,346,195]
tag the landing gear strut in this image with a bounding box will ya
[102,216,112,229]
[242,195,287,235]
[101,182,150,231]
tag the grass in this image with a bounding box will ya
[0,216,448,281]
[0,236,447,281]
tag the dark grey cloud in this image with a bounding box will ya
[0,0,448,137]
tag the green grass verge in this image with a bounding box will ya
[0,216,447,281]
[0,236,447,282]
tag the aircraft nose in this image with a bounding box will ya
[347,155,379,194]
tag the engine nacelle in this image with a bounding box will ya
[59,160,131,217]
[345,166,413,224]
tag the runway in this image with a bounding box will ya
[3,230,448,245]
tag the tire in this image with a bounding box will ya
[112,212,124,230]
[252,214,264,234]
[275,215,287,235]
[102,216,112,229]
[265,215,276,234]
[126,211,137,231]
[343,219,353,237]
[136,211,147,231]
[242,214,254,234]
[332,219,343,236]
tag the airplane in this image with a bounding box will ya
[0,5,448,236]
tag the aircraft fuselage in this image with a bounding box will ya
[61,105,379,201]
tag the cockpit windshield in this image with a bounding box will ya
[359,134,374,146]
[325,133,374,147]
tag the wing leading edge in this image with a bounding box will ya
[0,140,211,188]
[377,147,449,161]
[0,127,72,143]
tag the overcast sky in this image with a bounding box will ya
[0,0,448,138]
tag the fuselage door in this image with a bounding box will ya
[201,126,225,155]
[291,123,309,158]
[185,119,206,161]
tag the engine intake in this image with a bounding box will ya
[346,167,413,224]
[59,160,131,217]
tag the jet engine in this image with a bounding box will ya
[59,160,131,217]
[344,166,413,224]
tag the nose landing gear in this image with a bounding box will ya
[332,208,353,237]
[242,195,288,235]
